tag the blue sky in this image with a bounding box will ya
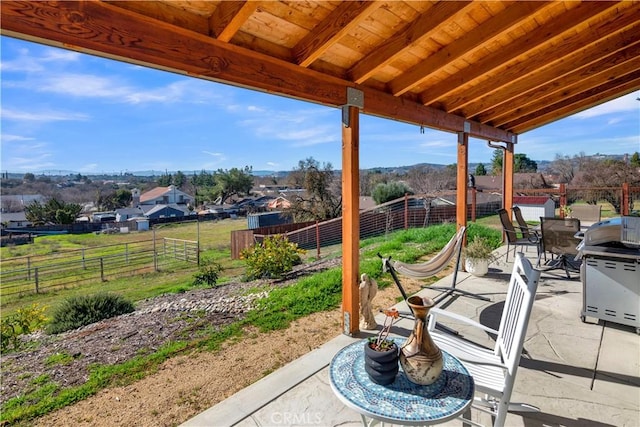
[1,36,639,175]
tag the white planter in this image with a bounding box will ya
[465,258,489,277]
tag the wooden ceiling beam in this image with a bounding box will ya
[389,1,552,97]
[483,45,640,127]
[505,71,640,134]
[210,1,260,42]
[463,23,640,120]
[444,3,640,114]
[418,1,618,105]
[348,1,473,85]
[293,1,381,68]
[104,0,209,35]
[0,0,513,142]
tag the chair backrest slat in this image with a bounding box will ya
[512,207,533,239]
[496,253,540,375]
[497,209,518,243]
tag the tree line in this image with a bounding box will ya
[5,150,639,226]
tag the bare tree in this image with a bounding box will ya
[572,158,640,213]
[285,158,341,221]
[406,165,455,193]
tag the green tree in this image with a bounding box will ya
[25,197,82,225]
[372,181,413,204]
[23,172,35,182]
[514,153,537,172]
[491,150,537,174]
[490,149,503,175]
[212,166,254,203]
[630,152,640,167]
[474,163,487,176]
[173,170,186,187]
[157,173,172,186]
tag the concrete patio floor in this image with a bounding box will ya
[182,248,640,427]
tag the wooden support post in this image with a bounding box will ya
[456,131,469,232]
[504,141,515,218]
[559,183,567,218]
[622,182,630,216]
[341,102,361,336]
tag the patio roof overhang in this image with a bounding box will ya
[2,0,639,334]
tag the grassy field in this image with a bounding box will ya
[0,217,507,319]
[0,218,249,318]
[1,222,503,424]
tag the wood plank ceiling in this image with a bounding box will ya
[2,0,639,143]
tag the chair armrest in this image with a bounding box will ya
[428,307,499,335]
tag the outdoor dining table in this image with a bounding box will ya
[329,338,474,426]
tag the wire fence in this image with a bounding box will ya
[0,238,198,297]
[251,193,501,256]
[246,184,640,258]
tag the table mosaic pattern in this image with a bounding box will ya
[329,338,474,425]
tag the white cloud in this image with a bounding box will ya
[0,46,80,73]
[4,147,55,171]
[38,73,132,99]
[1,108,89,122]
[34,73,222,105]
[236,105,338,147]
[41,49,81,62]
[78,163,99,172]
[203,151,224,158]
[1,134,35,142]
[574,93,639,119]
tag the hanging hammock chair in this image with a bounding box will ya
[380,226,489,305]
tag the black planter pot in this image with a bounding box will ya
[364,341,399,385]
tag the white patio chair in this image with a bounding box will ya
[427,252,541,427]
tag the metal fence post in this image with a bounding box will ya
[316,220,321,259]
[82,248,86,270]
[34,267,39,294]
[100,258,105,282]
[27,256,31,280]
[404,193,409,230]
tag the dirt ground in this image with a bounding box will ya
[2,259,427,427]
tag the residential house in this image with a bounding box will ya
[0,194,45,228]
[141,204,193,220]
[115,207,145,222]
[135,185,194,206]
[267,196,292,210]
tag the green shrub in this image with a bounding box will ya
[1,303,48,353]
[192,259,223,287]
[240,234,305,280]
[47,293,135,335]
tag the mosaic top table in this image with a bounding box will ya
[329,338,474,426]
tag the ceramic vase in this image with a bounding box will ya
[400,295,443,385]
[363,341,399,385]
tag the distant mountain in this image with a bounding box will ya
[1,154,632,180]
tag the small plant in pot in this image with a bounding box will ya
[560,205,572,218]
[364,308,400,385]
[463,237,497,277]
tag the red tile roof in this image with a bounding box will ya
[513,196,552,205]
